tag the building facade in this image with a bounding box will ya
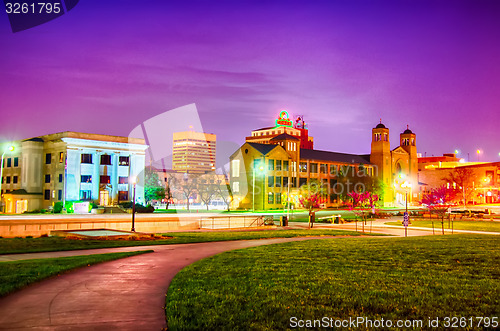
[1,132,147,213]
[230,113,419,210]
[418,156,500,204]
[172,131,216,173]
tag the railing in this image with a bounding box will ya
[199,215,265,229]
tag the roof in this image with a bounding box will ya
[23,137,44,142]
[247,142,280,155]
[253,126,276,131]
[300,149,372,164]
[35,131,146,145]
[269,133,299,141]
[375,123,386,129]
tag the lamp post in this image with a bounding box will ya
[131,176,137,232]
[401,181,412,237]
[0,145,14,213]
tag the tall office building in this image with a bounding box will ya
[172,131,216,173]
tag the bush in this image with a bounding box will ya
[53,202,63,213]
[136,204,154,213]
[119,201,133,209]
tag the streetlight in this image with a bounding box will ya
[401,181,412,237]
[131,176,137,232]
[476,149,481,162]
[0,145,14,213]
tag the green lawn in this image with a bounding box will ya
[166,235,500,330]
[386,219,500,232]
[0,229,373,254]
[0,250,151,297]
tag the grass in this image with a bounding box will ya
[165,235,500,330]
[0,229,375,254]
[386,219,500,232]
[0,250,151,297]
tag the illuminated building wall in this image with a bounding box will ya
[1,132,147,213]
[172,131,216,174]
[231,113,417,210]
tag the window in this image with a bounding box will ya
[276,160,282,171]
[81,175,92,183]
[58,190,62,201]
[291,177,297,188]
[276,176,281,187]
[299,178,307,187]
[268,192,274,204]
[59,152,64,163]
[232,182,240,193]
[310,163,318,173]
[100,154,112,165]
[299,162,307,172]
[45,153,51,164]
[374,133,381,141]
[268,159,274,171]
[80,190,92,200]
[45,174,50,183]
[330,164,338,176]
[7,158,11,167]
[320,164,327,174]
[59,174,63,182]
[119,177,128,184]
[6,176,11,184]
[268,176,274,187]
[231,160,240,177]
[283,160,289,171]
[118,191,129,201]
[283,177,289,187]
[100,175,111,184]
[44,190,51,200]
[119,156,130,166]
[13,176,18,184]
[13,157,18,167]
[276,193,281,204]
[383,133,388,141]
[81,154,92,164]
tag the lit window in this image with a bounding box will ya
[81,175,92,183]
[231,160,240,177]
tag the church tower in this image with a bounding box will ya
[370,120,392,203]
[400,125,418,189]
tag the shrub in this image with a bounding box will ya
[53,202,63,213]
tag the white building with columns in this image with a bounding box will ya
[1,132,147,213]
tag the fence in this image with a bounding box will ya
[199,215,265,229]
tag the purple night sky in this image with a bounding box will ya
[1,0,499,161]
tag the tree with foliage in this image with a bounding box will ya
[444,167,477,208]
[347,191,379,232]
[144,167,166,204]
[422,185,456,235]
[298,180,325,228]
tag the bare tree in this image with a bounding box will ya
[444,167,477,208]
[198,174,218,210]
[214,174,232,211]
[169,173,200,211]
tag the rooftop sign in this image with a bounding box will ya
[275,110,293,127]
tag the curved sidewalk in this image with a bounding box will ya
[0,237,333,330]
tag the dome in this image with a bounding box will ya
[403,125,413,134]
[375,123,386,129]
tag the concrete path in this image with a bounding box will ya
[0,237,337,330]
